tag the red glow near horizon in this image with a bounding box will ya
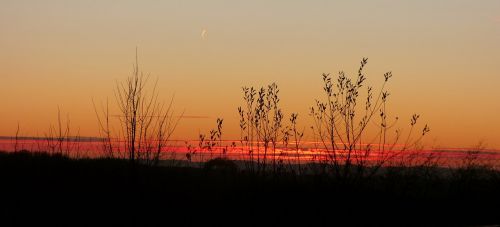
[1,138,499,168]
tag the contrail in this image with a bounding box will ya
[201,28,207,40]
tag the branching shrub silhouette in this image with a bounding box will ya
[238,83,283,173]
[238,87,257,171]
[236,59,431,177]
[92,98,115,159]
[198,118,224,162]
[38,107,84,158]
[94,49,182,165]
[309,58,430,179]
[290,113,304,174]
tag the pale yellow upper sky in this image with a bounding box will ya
[1,1,499,149]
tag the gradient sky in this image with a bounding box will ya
[1,0,500,149]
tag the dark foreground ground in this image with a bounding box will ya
[1,151,499,226]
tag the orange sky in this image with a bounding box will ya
[1,1,500,149]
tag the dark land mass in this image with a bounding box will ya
[1,151,499,226]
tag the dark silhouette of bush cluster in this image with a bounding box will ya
[204,157,238,172]
[0,150,499,226]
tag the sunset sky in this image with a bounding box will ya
[1,1,500,149]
